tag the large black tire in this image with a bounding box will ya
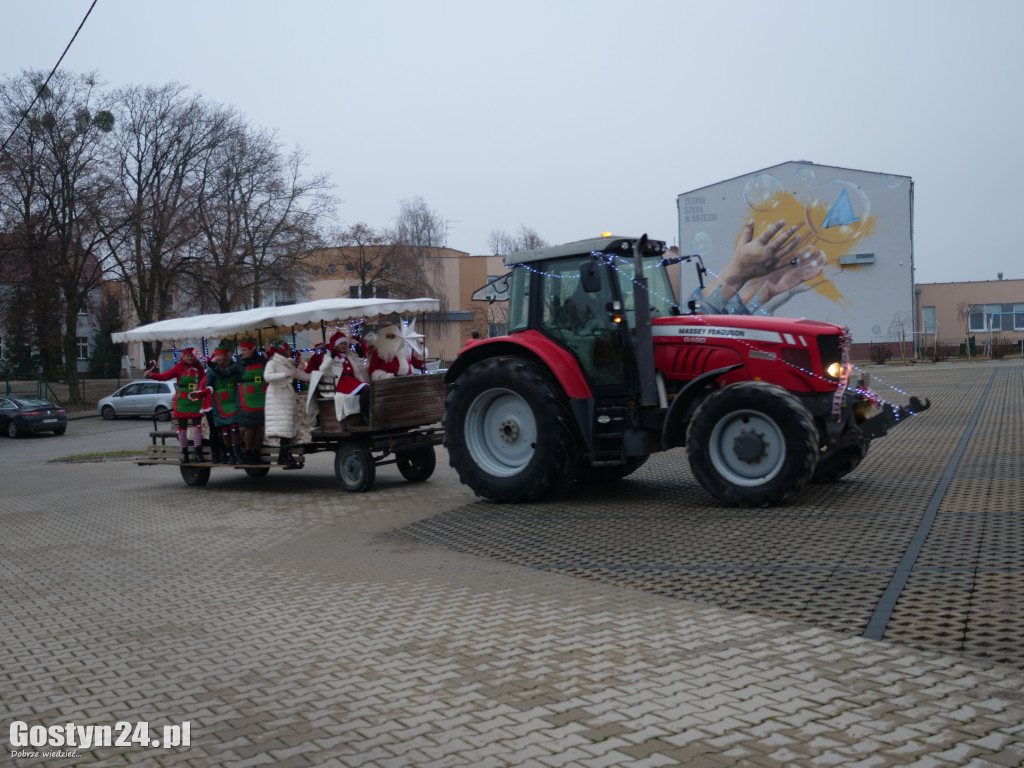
[687,381,818,508]
[180,465,211,487]
[101,405,117,421]
[396,445,436,482]
[444,356,581,503]
[335,441,375,493]
[244,467,271,478]
[812,442,868,483]
[154,405,171,422]
[7,420,21,438]
[578,455,649,484]
[52,426,67,436]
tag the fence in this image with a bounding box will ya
[4,376,129,409]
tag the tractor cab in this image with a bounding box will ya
[497,235,678,394]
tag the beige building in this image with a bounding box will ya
[916,279,1024,356]
[301,246,507,364]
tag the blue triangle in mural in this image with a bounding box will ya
[821,187,860,229]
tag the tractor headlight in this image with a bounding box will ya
[826,362,844,379]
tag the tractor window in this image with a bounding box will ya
[538,259,626,388]
[608,255,678,327]
[506,267,530,333]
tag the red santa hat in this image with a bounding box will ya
[328,329,351,351]
[239,339,256,351]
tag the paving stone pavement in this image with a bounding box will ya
[2,361,1023,767]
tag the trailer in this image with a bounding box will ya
[111,298,446,492]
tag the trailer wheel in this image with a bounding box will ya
[444,356,580,503]
[180,465,211,487]
[687,381,817,507]
[812,443,868,483]
[244,466,271,479]
[396,445,436,483]
[335,441,375,492]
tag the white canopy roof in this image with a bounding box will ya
[111,297,440,344]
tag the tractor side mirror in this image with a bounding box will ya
[579,260,602,293]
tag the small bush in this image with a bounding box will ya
[990,341,1015,359]
[870,343,893,365]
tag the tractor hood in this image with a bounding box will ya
[652,314,845,344]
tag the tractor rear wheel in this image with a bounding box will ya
[444,357,580,503]
[687,381,818,507]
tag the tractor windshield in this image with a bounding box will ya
[607,255,678,328]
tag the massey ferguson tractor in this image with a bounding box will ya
[443,234,928,507]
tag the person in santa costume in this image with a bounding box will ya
[368,320,427,380]
[264,340,311,465]
[146,347,208,463]
[310,328,369,423]
[203,344,246,464]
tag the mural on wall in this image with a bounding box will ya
[678,162,913,343]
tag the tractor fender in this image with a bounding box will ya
[662,364,743,449]
[445,331,593,399]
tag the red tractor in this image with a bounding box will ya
[443,235,928,507]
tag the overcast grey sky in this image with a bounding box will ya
[1,0,1020,283]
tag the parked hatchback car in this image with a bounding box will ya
[0,396,68,437]
[98,380,175,421]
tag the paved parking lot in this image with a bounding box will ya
[2,360,1023,767]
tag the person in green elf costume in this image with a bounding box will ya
[146,347,207,464]
[203,344,246,464]
[233,338,268,464]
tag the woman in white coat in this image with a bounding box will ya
[264,342,310,465]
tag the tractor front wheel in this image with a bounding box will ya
[687,381,818,507]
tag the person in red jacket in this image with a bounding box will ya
[368,323,426,380]
[146,347,207,463]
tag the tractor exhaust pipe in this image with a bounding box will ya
[632,234,659,407]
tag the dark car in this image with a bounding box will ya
[97,380,175,421]
[0,396,68,437]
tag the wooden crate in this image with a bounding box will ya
[314,374,446,436]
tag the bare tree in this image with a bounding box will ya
[330,222,396,298]
[487,225,546,256]
[385,196,448,309]
[191,125,334,312]
[0,70,114,403]
[101,83,232,362]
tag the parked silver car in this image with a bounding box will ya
[98,380,175,421]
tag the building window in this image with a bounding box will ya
[922,306,936,335]
[349,285,389,299]
[969,304,1002,332]
[265,290,295,307]
[76,337,89,360]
